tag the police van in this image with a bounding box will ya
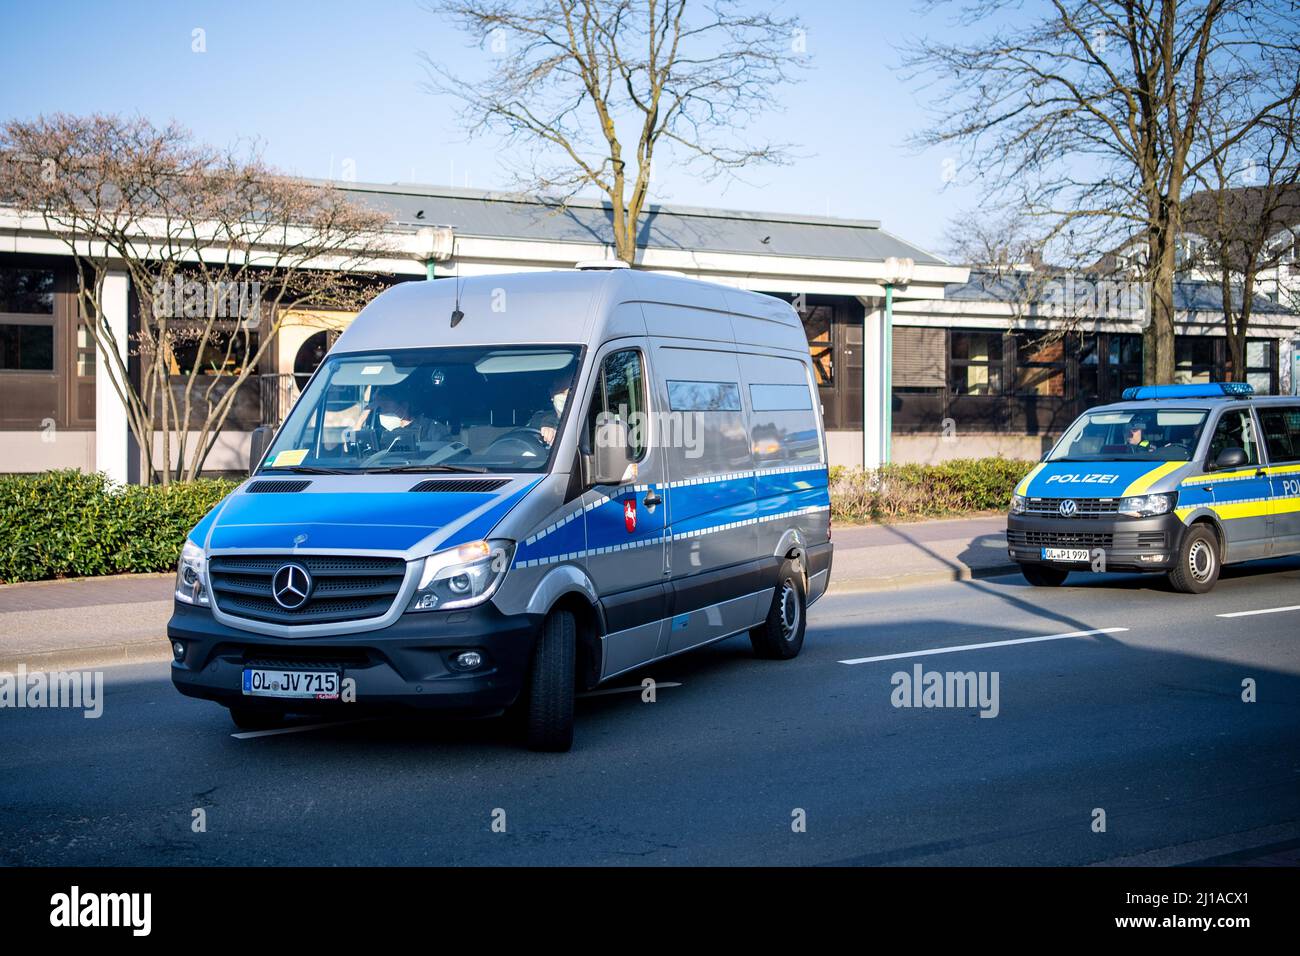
[169,268,833,750]
[1008,383,1300,593]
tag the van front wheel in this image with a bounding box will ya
[523,607,576,752]
[1168,524,1220,594]
[750,563,806,660]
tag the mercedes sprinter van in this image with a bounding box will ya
[170,268,833,750]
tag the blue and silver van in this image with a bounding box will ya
[1008,383,1300,593]
[169,268,833,750]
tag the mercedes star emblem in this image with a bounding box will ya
[271,562,313,610]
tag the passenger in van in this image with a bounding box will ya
[526,368,573,447]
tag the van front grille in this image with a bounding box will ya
[1023,497,1119,516]
[208,554,407,625]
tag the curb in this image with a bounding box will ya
[0,641,172,673]
[826,562,1021,594]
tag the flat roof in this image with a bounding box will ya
[333,180,947,266]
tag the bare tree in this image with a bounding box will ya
[1,114,393,484]
[902,0,1300,384]
[420,0,806,264]
[1186,81,1300,382]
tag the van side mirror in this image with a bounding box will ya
[1211,446,1247,471]
[587,419,635,485]
[248,425,274,475]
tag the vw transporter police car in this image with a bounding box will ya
[1008,383,1300,593]
[169,268,833,751]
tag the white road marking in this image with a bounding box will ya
[1216,605,1300,619]
[232,717,377,740]
[578,682,682,698]
[837,627,1128,665]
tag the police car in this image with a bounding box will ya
[1008,383,1300,593]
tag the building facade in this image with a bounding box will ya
[2,181,1298,479]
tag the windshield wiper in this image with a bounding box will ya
[261,465,357,475]
[364,463,490,474]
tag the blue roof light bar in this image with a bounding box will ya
[1121,382,1255,401]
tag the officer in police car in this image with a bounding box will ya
[1126,415,1153,450]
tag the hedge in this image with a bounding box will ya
[0,470,236,583]
[0,459,1033,582]
[829,457,1036,524]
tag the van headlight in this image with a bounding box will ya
[174,539,209,605]
[407,539,515,612]
[1010,493,1028,515]
[1119,493,1176,517]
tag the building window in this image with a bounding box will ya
[1013,332,1068,396]
[949,331,1004,395]
[0,267,55,314]
[1245,339,1273,394]
[803,305,834,387]
[893,326,946,391]
[1174,338,1217,385]
[0,323,55,371]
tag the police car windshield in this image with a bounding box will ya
[259,346,583,474]
[1046,407,1209,462]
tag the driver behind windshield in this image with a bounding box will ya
[526,368,573,447]
[1126,416,1153,449]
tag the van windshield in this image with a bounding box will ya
[259,346,583,474]
[1045,407,1210,463]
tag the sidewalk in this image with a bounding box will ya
[0,514,1013,670]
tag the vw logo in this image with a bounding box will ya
[271,563,313,610]
[1058,499,1079,518]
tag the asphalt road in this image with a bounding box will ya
[3,557,1299,866]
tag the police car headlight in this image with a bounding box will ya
[1010,494,1028,515]
[1119,493,1176,517]
[407,539,514,612]
[174,539,209,605]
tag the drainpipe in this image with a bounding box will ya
[416,225,455,280]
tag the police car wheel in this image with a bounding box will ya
[750,562,806,660]
[524,607,576,752]
[227,705,289,731]
[1168,524,1220,594]
[1020,563,1068,587]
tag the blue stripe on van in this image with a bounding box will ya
[513,465,829,566]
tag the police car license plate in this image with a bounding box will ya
[242,668,340,700]
[1041,547,1090,563]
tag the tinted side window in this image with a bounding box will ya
[1207,408,1260,465]
[585,349,647,460]
[1260,407,1300,463]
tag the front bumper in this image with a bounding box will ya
[169,600,541,715]
[1006,511,1188,572]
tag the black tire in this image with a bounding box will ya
[227,704,288,731]
[1168,523,1221,594]
[750,562,807,660]
[1020,563,1069,587]
[524,608,576,752]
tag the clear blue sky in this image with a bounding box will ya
[0,0,987,254]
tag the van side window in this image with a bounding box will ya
[585,349,647,460]
[1259,407,1300,463]
[1207,409,1260,466]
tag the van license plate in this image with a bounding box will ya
[242,668,341,700]
[1041,547,1090,563]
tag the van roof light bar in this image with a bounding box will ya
[1120,382,1254,401]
